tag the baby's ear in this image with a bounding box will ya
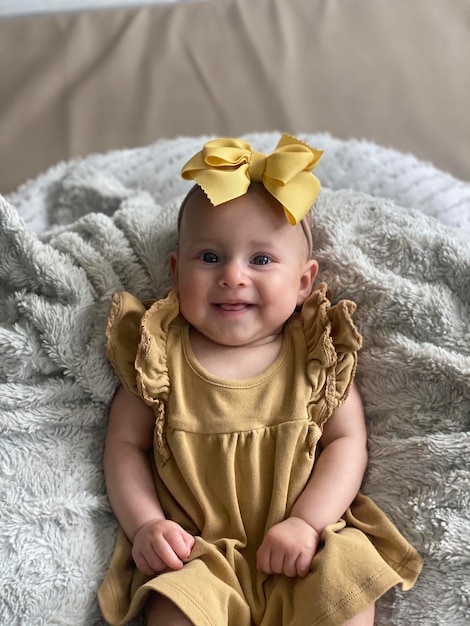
[297,259,319,305]
[170,251,179,289]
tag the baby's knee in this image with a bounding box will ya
[344,603,375,626]
[145,593,194,626]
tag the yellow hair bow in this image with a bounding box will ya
[181,134,323,225]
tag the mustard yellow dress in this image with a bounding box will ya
[98,284,422,626]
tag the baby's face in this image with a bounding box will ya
[171,186,318,348]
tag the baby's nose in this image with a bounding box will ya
[218,260,249,287]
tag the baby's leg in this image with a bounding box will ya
[146,593,194,626]
[344,603,375,626]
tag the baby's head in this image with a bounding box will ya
[170,135,322,347]
[171,182,319,348]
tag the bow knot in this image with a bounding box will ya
[181,134,323,225]
[248,150,267,182]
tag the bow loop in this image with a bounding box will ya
[181,134,323,224]
[202,138,252,168]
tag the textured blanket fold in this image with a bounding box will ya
[1,134,469,625]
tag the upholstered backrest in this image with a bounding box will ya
[1,0,469,193]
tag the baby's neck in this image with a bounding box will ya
[188,328,284,380]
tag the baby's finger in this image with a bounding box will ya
[295,550,313,578]
[282,553,300,578]
[132,553,152,575]
[182,531,196,553]
[256,546,272,574]
[155,538,185,570]
[132,547,160,576]
[166,527,193,561]
[269,550,286,575]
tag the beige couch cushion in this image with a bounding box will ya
[1,0,469,193]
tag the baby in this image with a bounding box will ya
[98,135,422,626]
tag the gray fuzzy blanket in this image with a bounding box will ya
[1,133,469,625]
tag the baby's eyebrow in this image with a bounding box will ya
[189,236,277,249]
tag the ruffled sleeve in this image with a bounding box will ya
[302,283,362,428]
[106,289,179,407]
[106,290,179,464]
[106,291,148,399]
[134,289,179,407]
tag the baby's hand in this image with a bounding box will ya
[132,519,195,575]
[256,517,320,578]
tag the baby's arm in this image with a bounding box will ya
[104,385,194,575]
[256,382,367,577]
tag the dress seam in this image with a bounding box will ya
[311,565,395,625]
[375,543,422,576]
[166,419,310,436]
[181,322,293,389]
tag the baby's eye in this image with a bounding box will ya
[200,251,220,263]
[251,255,272,266]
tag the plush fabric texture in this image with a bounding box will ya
[7,133,470,236]
[1,133,469,625]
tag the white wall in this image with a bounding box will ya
[0,0,199,17]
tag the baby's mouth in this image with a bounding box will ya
[215,302,253,311]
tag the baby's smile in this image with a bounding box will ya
[213,301,254,313]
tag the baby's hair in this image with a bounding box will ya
[177,184,200,233]
[177,183,314,258]
[300,211,313,259]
